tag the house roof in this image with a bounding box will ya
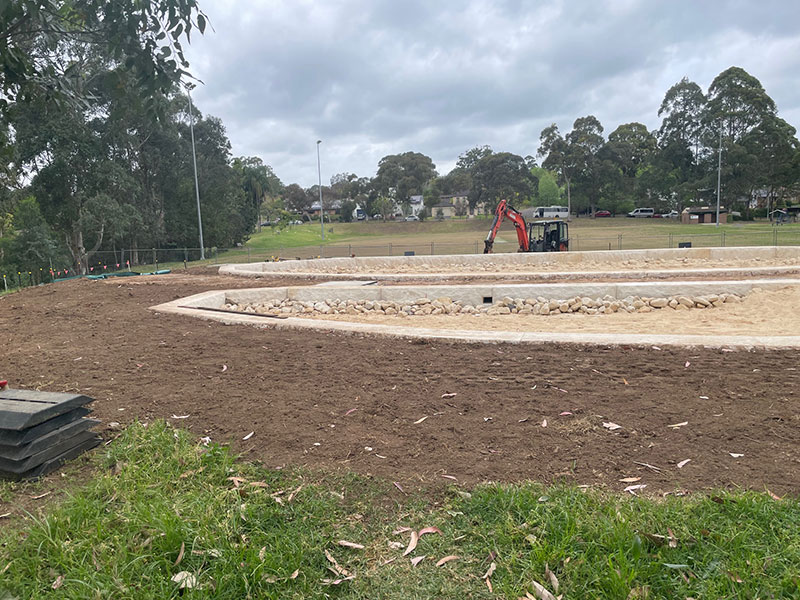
[432,201,455,208]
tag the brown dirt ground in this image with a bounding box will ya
[1,270,799,516]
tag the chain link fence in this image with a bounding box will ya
[3,228,800,293]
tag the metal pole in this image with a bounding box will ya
[716,122,722,227]
[188,89,205,259]
[317,140,324,241]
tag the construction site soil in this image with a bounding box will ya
[1,271,798,501]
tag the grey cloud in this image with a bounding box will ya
[186,0,800,186]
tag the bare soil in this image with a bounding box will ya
[1,271,799,507]
[299,286,800,337]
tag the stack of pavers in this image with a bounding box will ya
[0,385,101,479]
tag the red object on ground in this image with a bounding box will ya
[0,380,7,390]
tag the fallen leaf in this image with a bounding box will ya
[668,421,688,429]
[259,547,267,561]
[388,541,404,549]
[324,549,351,577]
[677,459,691,469]
[518,417,529,423]
[441,474,458,481]
[633,461,662,472]
[622,378,629,385]
[221,364,228,372]
[486,578,493,593]
[0,512,10,519]
[227,476,247,488]
[684,361,691,368]
[418,526,442,537]
[381,557,397,566]
[413,416,428,424]
[243,431,254,441]
[483,561,497,579]
[171,414,190,419]
[393,481,405,494]
[337,540,365,550]
[435,555,460,566]
[403,531,419,556]
[393,526,412,535]
[174,541,185,566]
[729,453,744,458]
[727,571,744,583]
[667,528,678,548]
[766,488,781,501]
[287,484,303,502]
[249,481,268,488]
[441,392,457,398]
[410,556,426,567]
[541,418,548,427]
[619,477,641,483]
[530,579,557,600]
[52,575,64,590]
[699,395,709,399]
[545,564,559,594]
[171,571,197,589]
[290,568,300,579]
[321,575,354,585]
[603,422,622,431]
[30,491,51,500]
[344,407,358,416]
[624,484,647,494]
[559,411,572,416]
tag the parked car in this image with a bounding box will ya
[627,208,655,218]
[404,215,419,222]
[594,210,612,218]
[661,210,679,219]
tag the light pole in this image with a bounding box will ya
[715,121,723,227]
[317,140,324,240]
[187,87,205,259]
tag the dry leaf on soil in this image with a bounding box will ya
[52,575,64,590]
[603,422,622,431]
[392,526,412,535]
[541,418,548,427]
[337,540,365,550]
[668,421,688,429]
[243,431,254,441]
[324,549,351,577]
[729,453,744,458]
[619,477,641,483]
[441,392,457,398]
[418,526,442,537]
[290,569,300,579]
[624,484,647,494]
[413,416,428,424]
[677,459,691,468]
[410,556,426,567]
[436,555,460,566]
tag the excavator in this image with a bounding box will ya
[483,199,569,253]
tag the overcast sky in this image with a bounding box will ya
[185,0,800,187]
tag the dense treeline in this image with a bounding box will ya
[287,67,799,223]
[0,0,281,278]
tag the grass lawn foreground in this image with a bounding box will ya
[1,422,798,599]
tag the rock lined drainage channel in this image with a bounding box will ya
[151,279,800,349]
[225,292,743,318]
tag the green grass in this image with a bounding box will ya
[2,422,799,599]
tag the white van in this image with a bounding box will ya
[534,206,569,219]
[627,208,654,218]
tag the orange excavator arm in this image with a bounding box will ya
[483,199,530,253]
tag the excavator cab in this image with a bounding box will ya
[528,220,569,252]
[483,199,570,253]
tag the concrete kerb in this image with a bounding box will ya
[219,246,800,280]
[150,279,800,350]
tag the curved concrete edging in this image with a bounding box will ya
[150,281,800,350]
[219,245,800,281]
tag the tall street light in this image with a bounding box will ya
[317,140,324,241]
[187,86,205,259]
[715,121,723,227]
